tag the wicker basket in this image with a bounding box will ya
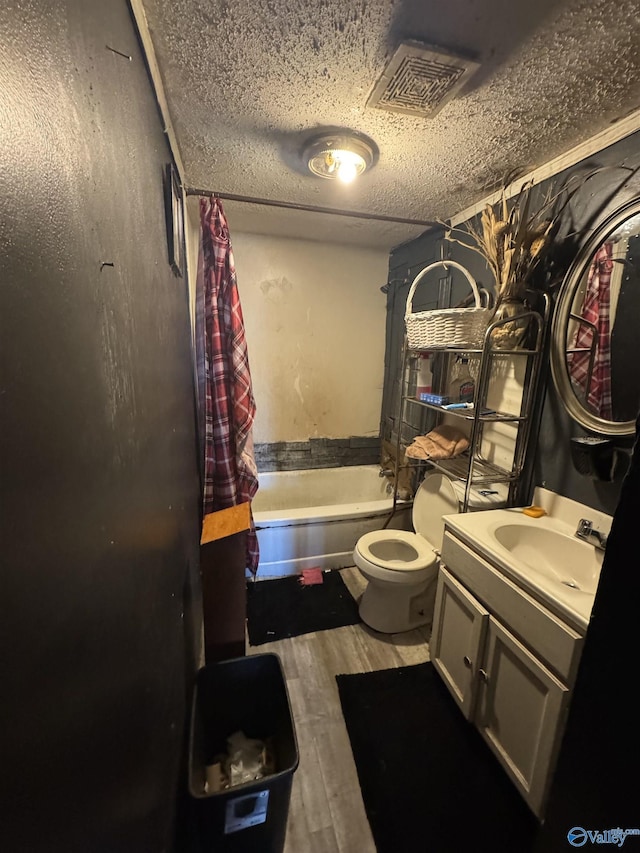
[404,260,492,349]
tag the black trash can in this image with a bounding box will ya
[188,653,299,853]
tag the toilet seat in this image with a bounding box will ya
[354,473,460,577]
[355,529,437,574]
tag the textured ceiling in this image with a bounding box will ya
[142,0,640,249]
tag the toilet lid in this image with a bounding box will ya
[412,473,459,547]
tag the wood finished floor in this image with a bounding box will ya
[246,567,432,853]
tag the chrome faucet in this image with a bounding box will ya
[575,518,608,551]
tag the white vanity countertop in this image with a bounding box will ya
[442,488,613,633]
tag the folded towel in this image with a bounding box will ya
[405,424,469,460]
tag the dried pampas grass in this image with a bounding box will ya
[444,179,567,301]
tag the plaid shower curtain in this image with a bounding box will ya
[196,196,259,573]
[567,242,613,420]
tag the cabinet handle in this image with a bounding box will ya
[463,655,472,668]
[478,668,489,683]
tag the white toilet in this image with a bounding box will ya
[353,472,506,634]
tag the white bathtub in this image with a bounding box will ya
[252,464,404,578]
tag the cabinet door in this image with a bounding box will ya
[475,617,570,818]
[431,567,489,720]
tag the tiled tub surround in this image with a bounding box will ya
[252,464,409,578]
[254,436,380,472]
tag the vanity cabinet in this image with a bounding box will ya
[431,530,585,819]
[430,568,488,718]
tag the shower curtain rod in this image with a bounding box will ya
[184,187,437,228]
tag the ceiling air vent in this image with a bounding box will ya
[367,41,480,118]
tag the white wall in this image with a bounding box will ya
[230,232,389,443]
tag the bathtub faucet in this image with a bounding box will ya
[379,468,394,478]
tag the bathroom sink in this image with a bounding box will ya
[441,488,612,631]
[492,523,601,594]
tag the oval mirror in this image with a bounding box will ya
[551,198,640,437]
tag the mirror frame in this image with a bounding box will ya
[550,196,640,437]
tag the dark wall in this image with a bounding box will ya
[385,130,640,514]
[0,2,202,851]
[382,229,471,445]
[530,132,640,514]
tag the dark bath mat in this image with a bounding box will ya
[246,570,361,646]
[336,661,539,853]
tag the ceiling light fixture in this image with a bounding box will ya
[303,132,378,184]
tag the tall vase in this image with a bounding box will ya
[491,296,533,350]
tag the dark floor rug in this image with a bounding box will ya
[336,661,539,853]
[246,571,361,646]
